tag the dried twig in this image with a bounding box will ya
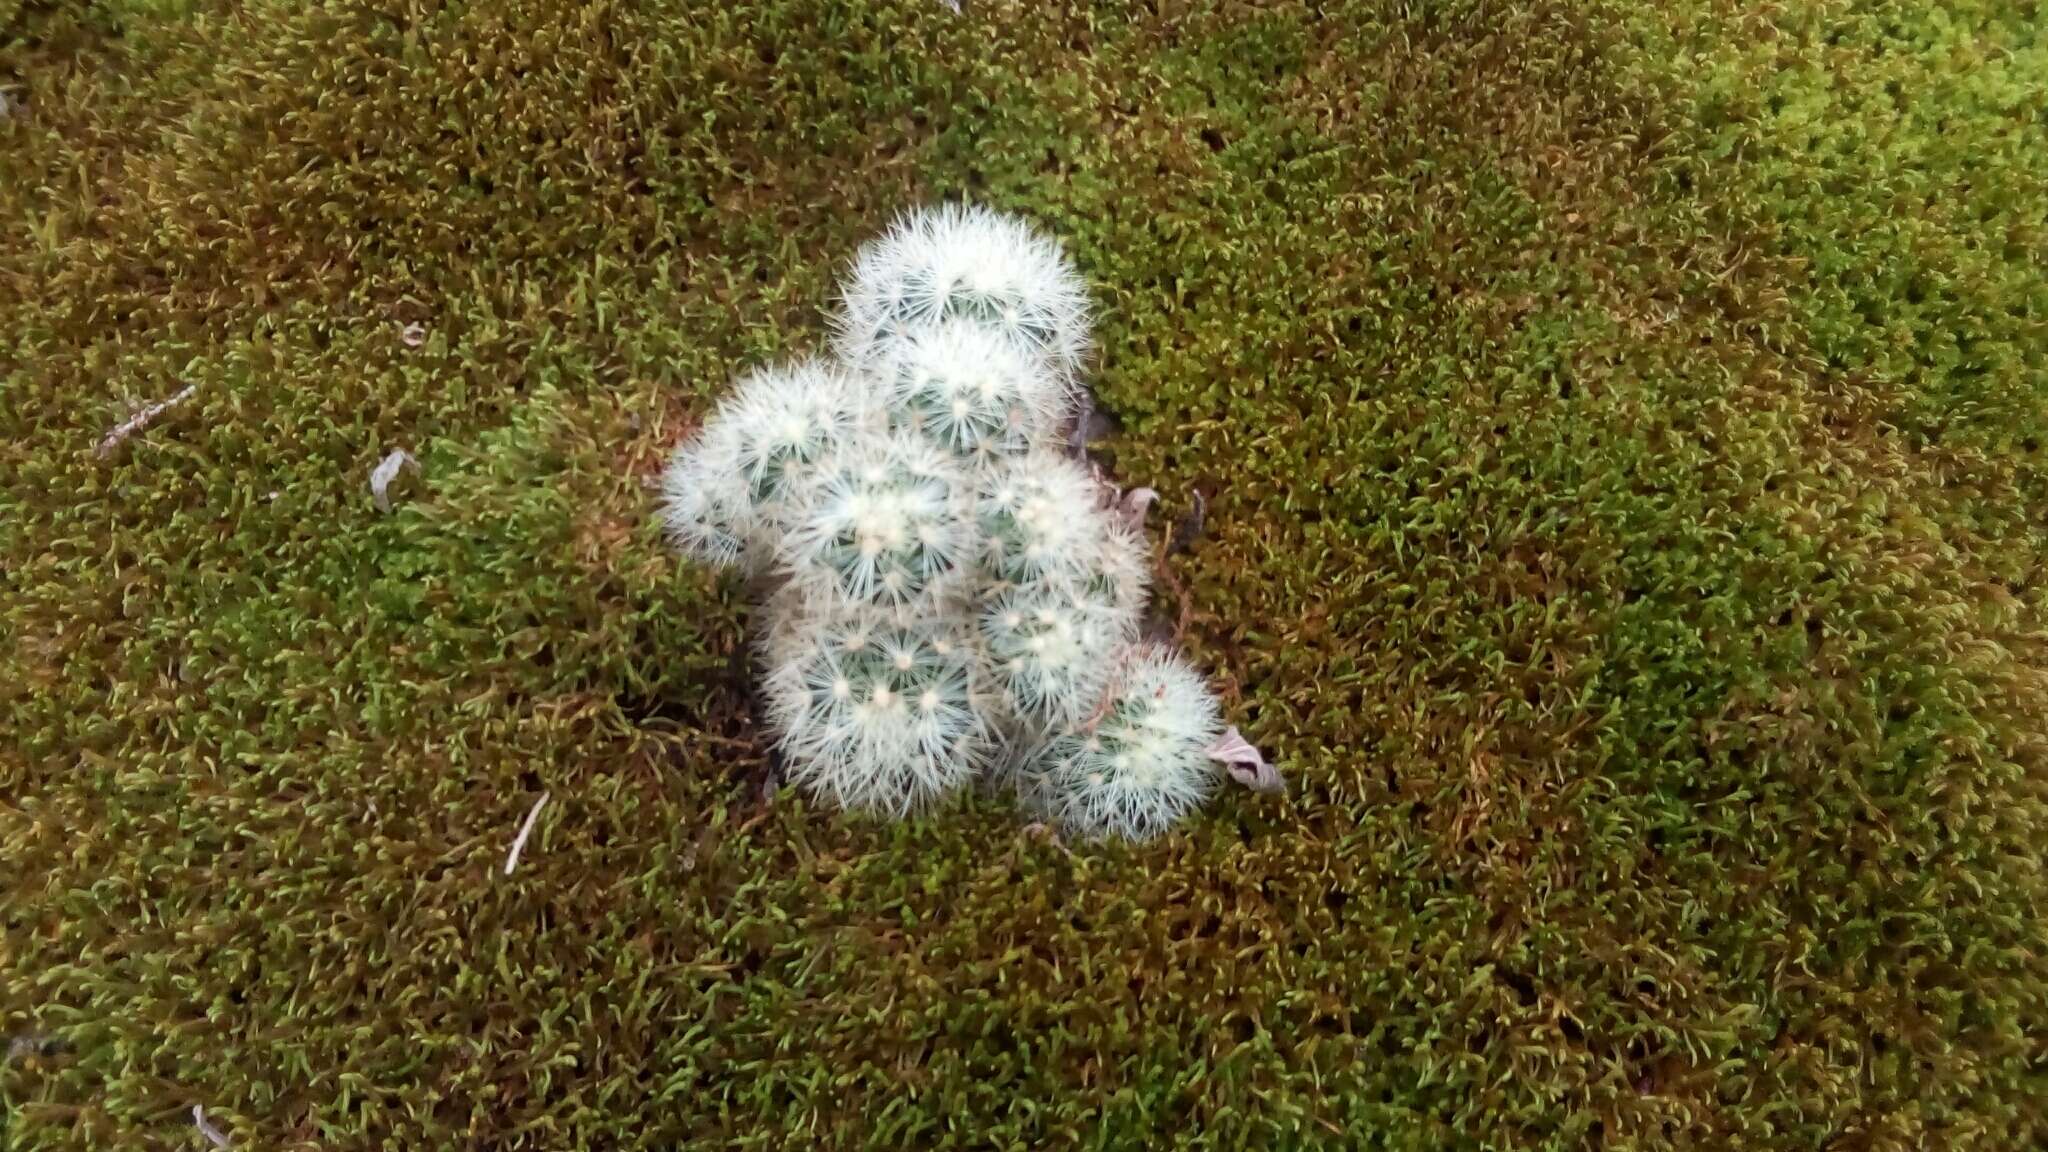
[503,792,550,875]
[1068,390,1095,459]
[1149,531,1197,644]
[1169,488,1207,554]
[95,385,196,458]
[1067,389,1121,459]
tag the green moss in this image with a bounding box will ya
[3,0,2043,1148]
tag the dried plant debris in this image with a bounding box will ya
[193,1107,232,1149]
[369,449,416,512]
[95,385,197,458]
[1206,725,1284,794]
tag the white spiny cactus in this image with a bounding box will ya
[659,205,1273,839]
[976,451,1133,593]
[1021,647,1224,843]
[778,430,972,613]
[726,361,867,510]
[764,610,987,817]
[875,319,1072,466]
[836,203,1090,383]
[661,361,865,571]
[1091,514,1153,620]
[979,577,1137,731]
[753,578,818,668]
[661,412,752,569]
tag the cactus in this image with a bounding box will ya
[874,319,1071,466]
[1019,647,1224,843]
[979,576,1138,731]
[660,413,751,570]
[660,361,865,572]
[764,610,987,817]
[976,451,1132,591]
[835,203,1090,383]
[777,430,972,614]
[660,204,1275,840]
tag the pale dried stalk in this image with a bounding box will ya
[504,792,550,875]
[95,385,196,458]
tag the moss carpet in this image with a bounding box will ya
[3,1,2044,1147]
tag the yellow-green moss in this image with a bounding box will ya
[3,1,2042,1148]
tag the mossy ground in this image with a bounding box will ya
[3,1,2044,1148]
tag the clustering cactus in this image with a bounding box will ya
[662,203,1281,841]
[781,431,972,612]
[979,576,1135,730]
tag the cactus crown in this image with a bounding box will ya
[979,578,1136,730]
[766,612,986,817]
[837,203,1090,382]
[662,362,863,572]
[877,320,1067,467]
[728,362,864,507]
[976,451,1121,590]
[661,417,751,569]
[780,432,970,612]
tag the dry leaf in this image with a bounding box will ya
[1119,486,1159,529]
[1207,726,1285,794]
[370,449,416,512]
